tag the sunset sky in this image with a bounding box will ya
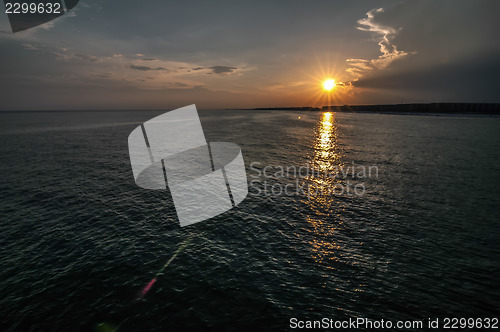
[0,0,499,110]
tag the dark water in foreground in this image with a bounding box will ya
[0,110,499,331]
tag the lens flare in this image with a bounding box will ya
[136,237,192,300]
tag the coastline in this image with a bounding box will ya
[235,103,500,116]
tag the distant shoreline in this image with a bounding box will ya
[1,103,499,114]
[236,103,500,115]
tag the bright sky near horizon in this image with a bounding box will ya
[0,0,499,110]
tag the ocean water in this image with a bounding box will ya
[0,110,499,331]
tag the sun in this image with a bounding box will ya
[323,79,336,91]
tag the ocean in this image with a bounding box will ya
[0,110,499,331]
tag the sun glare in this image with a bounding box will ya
[302,59,350,107]
[323,79,335,91]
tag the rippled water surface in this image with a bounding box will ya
[0,110,499,331]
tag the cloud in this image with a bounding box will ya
[22,43,41,51]
[188,65,240,75]
[135,54,157,61]
[129,64,169,71]
[169,82,190,87]
[353,52,500,102]
[266,81,308,91]
[54,51,99,62]
[22,43,100,62]
[347,8,410,79]
[210,65,237,75]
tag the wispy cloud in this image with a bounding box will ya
[21,43,41,51]
[210,66,237,75]
[266,81,308,91]
[347,8,410,79]
[187,65,240,75]
[129,64,169,71]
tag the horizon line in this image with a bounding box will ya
[1,102,499,112]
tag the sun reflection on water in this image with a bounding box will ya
[314,112,338,176]
[304,112,346,268]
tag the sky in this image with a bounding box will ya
[0,0,499,110]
